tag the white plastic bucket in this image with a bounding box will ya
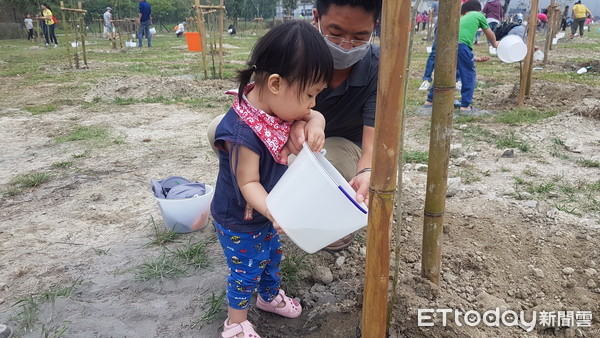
[266,143,368,253]
[154,184,214,233]
[70,42,81,48]
[149,27,156,35]
[426,46,432,53]
[556,32,565,39]
[552,38,558,45]
[497,35,527,63]
[489,46,497,56]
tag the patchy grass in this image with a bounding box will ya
[55,125,109,143]
[148,216,180,246]
[403,150,429,163]
[280,253,308,290]
[171,238,213,269]
[495,131,530,152]
[24,104,58,115]
[135,252,186,281]
[577,158,600,168]
[194,291,227,327]
[11,279,82,334]
[493,108,557,125]
[52,161,73,169]
[11,172,52,188]
[114,97,136,105]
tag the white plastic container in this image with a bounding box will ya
[426,46,433,53]
[497,35,527,63]
[556,32,565,39]
[533,50,544,61]
[266,143,368,253]
[149,27,156,35]
[70,42,81,48]
[552,38,558,45]
[488,46,497,56]
[154,184,214,233]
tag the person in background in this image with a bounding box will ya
[561,6,570,31]
[537,11,548,33]
[415,11,422,31]
[175,22,185,37]
[482,0,503,44]
[104,7,114,40]
[138,0,152,47]
[571,0,592,36]
[38,3,57,47]
[584,14,593,32]
[421,0,498,115]
[421,11,429,31]
[228,24,236,35]
[24,14,34,40]
[212,20,332,338]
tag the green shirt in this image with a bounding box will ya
[459,11,489,49]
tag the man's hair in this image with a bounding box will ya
[316,0,382,22]
[461,0,482,15]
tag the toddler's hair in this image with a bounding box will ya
[461,0,482,15]
[237,20,333,101]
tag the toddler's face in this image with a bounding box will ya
[273,80,327,122]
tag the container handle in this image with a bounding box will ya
[337,186,368,214]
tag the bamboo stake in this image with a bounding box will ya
[78,2,87,67]
[219,0,224,78]
[59,1,73,69]
[517,0,539,107]
[361,0,411,336]
[420,0,461,286]
[194,0,209,78]
[525,0,539,98]
[542,0,556,64]
[389,0,420,328]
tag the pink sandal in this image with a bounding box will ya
[221,319,261,338]
[256,289,302,318]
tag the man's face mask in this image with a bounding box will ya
[318,21,372,70]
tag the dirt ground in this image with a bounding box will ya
[1,34,600,337]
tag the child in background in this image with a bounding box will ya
[421,0,498,115]
[211,20,333,338]
[24,14,34,40]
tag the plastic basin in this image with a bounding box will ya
[266,143,368,253]
[154,184,214,233]
[497,35,527,63]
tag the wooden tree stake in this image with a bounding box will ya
[361,0,411,336]
[420,0,461,286]
[517,0,539,107]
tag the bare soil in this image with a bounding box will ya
[1,38,600,337]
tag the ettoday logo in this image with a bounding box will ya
[418,308,593,332]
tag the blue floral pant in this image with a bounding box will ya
[214,221,282,309]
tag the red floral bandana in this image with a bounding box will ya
[226,83,291,164]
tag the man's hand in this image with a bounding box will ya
[349,170,370,206]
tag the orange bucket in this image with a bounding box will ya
[184,32,202,52]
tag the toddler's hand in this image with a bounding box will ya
[304,120,325,152]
